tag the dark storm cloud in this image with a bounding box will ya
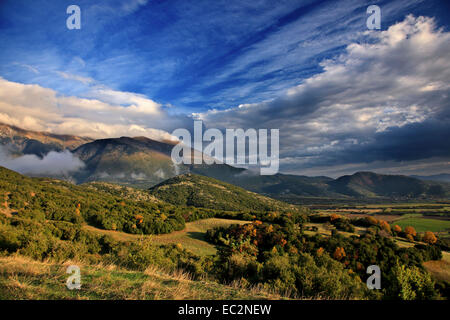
[198,16,450,174]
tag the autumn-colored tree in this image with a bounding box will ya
[366,216,379,226]
[289,247,298,254]
[404,226,417,237]
[406,234,414,242]
[356,261,364,271]
[379,220,391,233]
[316,247,324,257]
[135,214,144,224]
[330,213,341,221]
[75,203,81,215]
[333,247,346,260]
[423,231,437,244]
[393,225,402,233]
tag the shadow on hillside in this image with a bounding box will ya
[186,231,206,241]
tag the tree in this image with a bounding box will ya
[393,225,402,233]
[379,220,391,233]
[392,264,437,300]
[135,214,144,224]
[406,234,414,242]
[330,213,341,221]
[404,226,417,237]
[366,216,378,226]
[423,231,437,245]
[316,247,324,257]
[333,247,346,260]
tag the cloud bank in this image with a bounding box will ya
[196,15,450,175]
[0,77,190,141]
[0,146,85,176]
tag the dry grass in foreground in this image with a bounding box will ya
[424,251,450,283]
[0,255,283,300]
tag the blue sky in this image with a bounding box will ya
[1,0,447,112]
[0,0,449,176]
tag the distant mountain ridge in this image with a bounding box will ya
[0,123,92,156]
[328,171,448,198]
[411,174,450,183]
[0,124,448,200]
[201,170,450,199]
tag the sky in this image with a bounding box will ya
[0,0,449,177]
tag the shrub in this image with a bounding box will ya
[391,264,438,300]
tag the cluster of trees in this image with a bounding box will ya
[206,218,443,299]
[0,214,209,279]
[350,216,440,246]
[207,220,368,299]
[391,224,438,245]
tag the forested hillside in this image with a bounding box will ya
[148,173,302,212]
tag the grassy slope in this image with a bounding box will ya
[85,218,249,256]
[0,255,280,300]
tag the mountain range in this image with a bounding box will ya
[411,174,450,183]
[0,123,92,157]
[1,123,449,200]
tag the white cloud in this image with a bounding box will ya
[56,71,94,85]
[0,77,188,141]
[121,0,149,13]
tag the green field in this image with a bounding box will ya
[394,217,450,233]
